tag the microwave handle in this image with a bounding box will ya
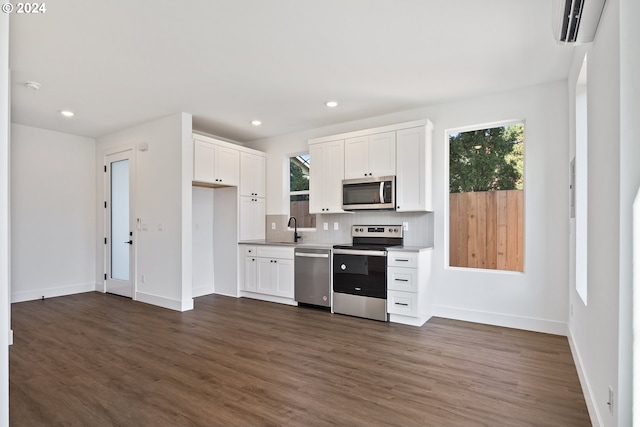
[379,181,384,204]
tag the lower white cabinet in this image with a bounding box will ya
[387,249,432,326]
[257,257,294,298]
[241,245,294,300]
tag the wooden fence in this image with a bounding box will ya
[290,200,316,228]
[449,190,523,272]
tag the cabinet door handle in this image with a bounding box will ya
[394,278,409,282]
[395,259,410,262]
[395,302,409,306]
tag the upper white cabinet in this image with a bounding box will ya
[239,151,266,241]
[193,138,239,186]
[239,196,265,241]
[344,131,396,179]
[396,125,432,212]
[309,119,433,213]
[240,152,266,198]
[192,133,266,240]
[309,139,345,214]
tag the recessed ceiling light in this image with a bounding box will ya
[325,101,338,108]
[251,120,262,126]
[60,110,74,117]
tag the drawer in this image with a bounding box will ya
[387,267,417,292]
[242,245,258,257]
[387,291,418,317]
[257,245,294,260]
[387,251,418,268]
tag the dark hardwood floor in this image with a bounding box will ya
[10,292,590,426]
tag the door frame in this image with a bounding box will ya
[102,146,136,298]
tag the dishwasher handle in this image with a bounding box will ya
[295,252,329,258]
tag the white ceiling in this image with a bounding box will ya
[9,0,574,142]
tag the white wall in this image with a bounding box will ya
[192,186,214,297]
[11,124,96,302]
[248,80,570,335]
[0,12,10,427]
[96,113,194,311]
[567,0,625,425]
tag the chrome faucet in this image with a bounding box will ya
[288,216,301,243]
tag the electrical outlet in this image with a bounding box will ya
[271,222,276,230]
[323,222,329,231]
[403,222,409,231]
[608,386,614,414]
[334,222,339,230]
[141,274,145,284]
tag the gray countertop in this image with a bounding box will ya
[238,240,432,251]
[238,240,339,250]
[386,245,434,252]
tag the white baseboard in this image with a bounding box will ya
[432,305,568,336]
[135,291,194,312]
[567,329,601,426]
[11,283,96,303]
[192,286,214,298]
[240,291,298,306]
[214,290,239,298]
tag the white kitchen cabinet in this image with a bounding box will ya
[240,151,266,198]
[239,151,266,241]
[243,247,258,292]
[309,139,345,214]
[255,246,294,298]
[387,248,432,327]
[193,138,239,186]
[239,196,265,241]
[396,125,432,212]
[344,131,396,179]
[308,119,433,213]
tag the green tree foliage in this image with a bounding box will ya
[449,124,524,193]
[290,158,309,192]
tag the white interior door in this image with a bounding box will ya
[105,150,134,298]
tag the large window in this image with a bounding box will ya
[289,153,316,229]
[448,122,524,272]
[574,54,588,304]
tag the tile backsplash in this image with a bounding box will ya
[266,211,434,247]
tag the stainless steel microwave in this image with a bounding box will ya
[342,176,395,210]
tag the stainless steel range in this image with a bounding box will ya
[332,225,403,321]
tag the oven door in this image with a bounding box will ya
[333,250,387,299]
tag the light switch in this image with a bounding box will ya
[323,222,329,230]
[334,222,339,230]
[271,222,276,230]
[403,222,409,231]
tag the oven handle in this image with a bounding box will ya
[333,248,387,257]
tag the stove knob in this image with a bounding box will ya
[359,228,364,232]
[340,264,347,270]
[388,228,392,232]
[394,228,398,232]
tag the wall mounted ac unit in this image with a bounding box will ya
[553,0,607,44]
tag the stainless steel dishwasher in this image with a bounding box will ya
[294,248,331,308]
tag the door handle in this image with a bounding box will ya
[124,240,133,245]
